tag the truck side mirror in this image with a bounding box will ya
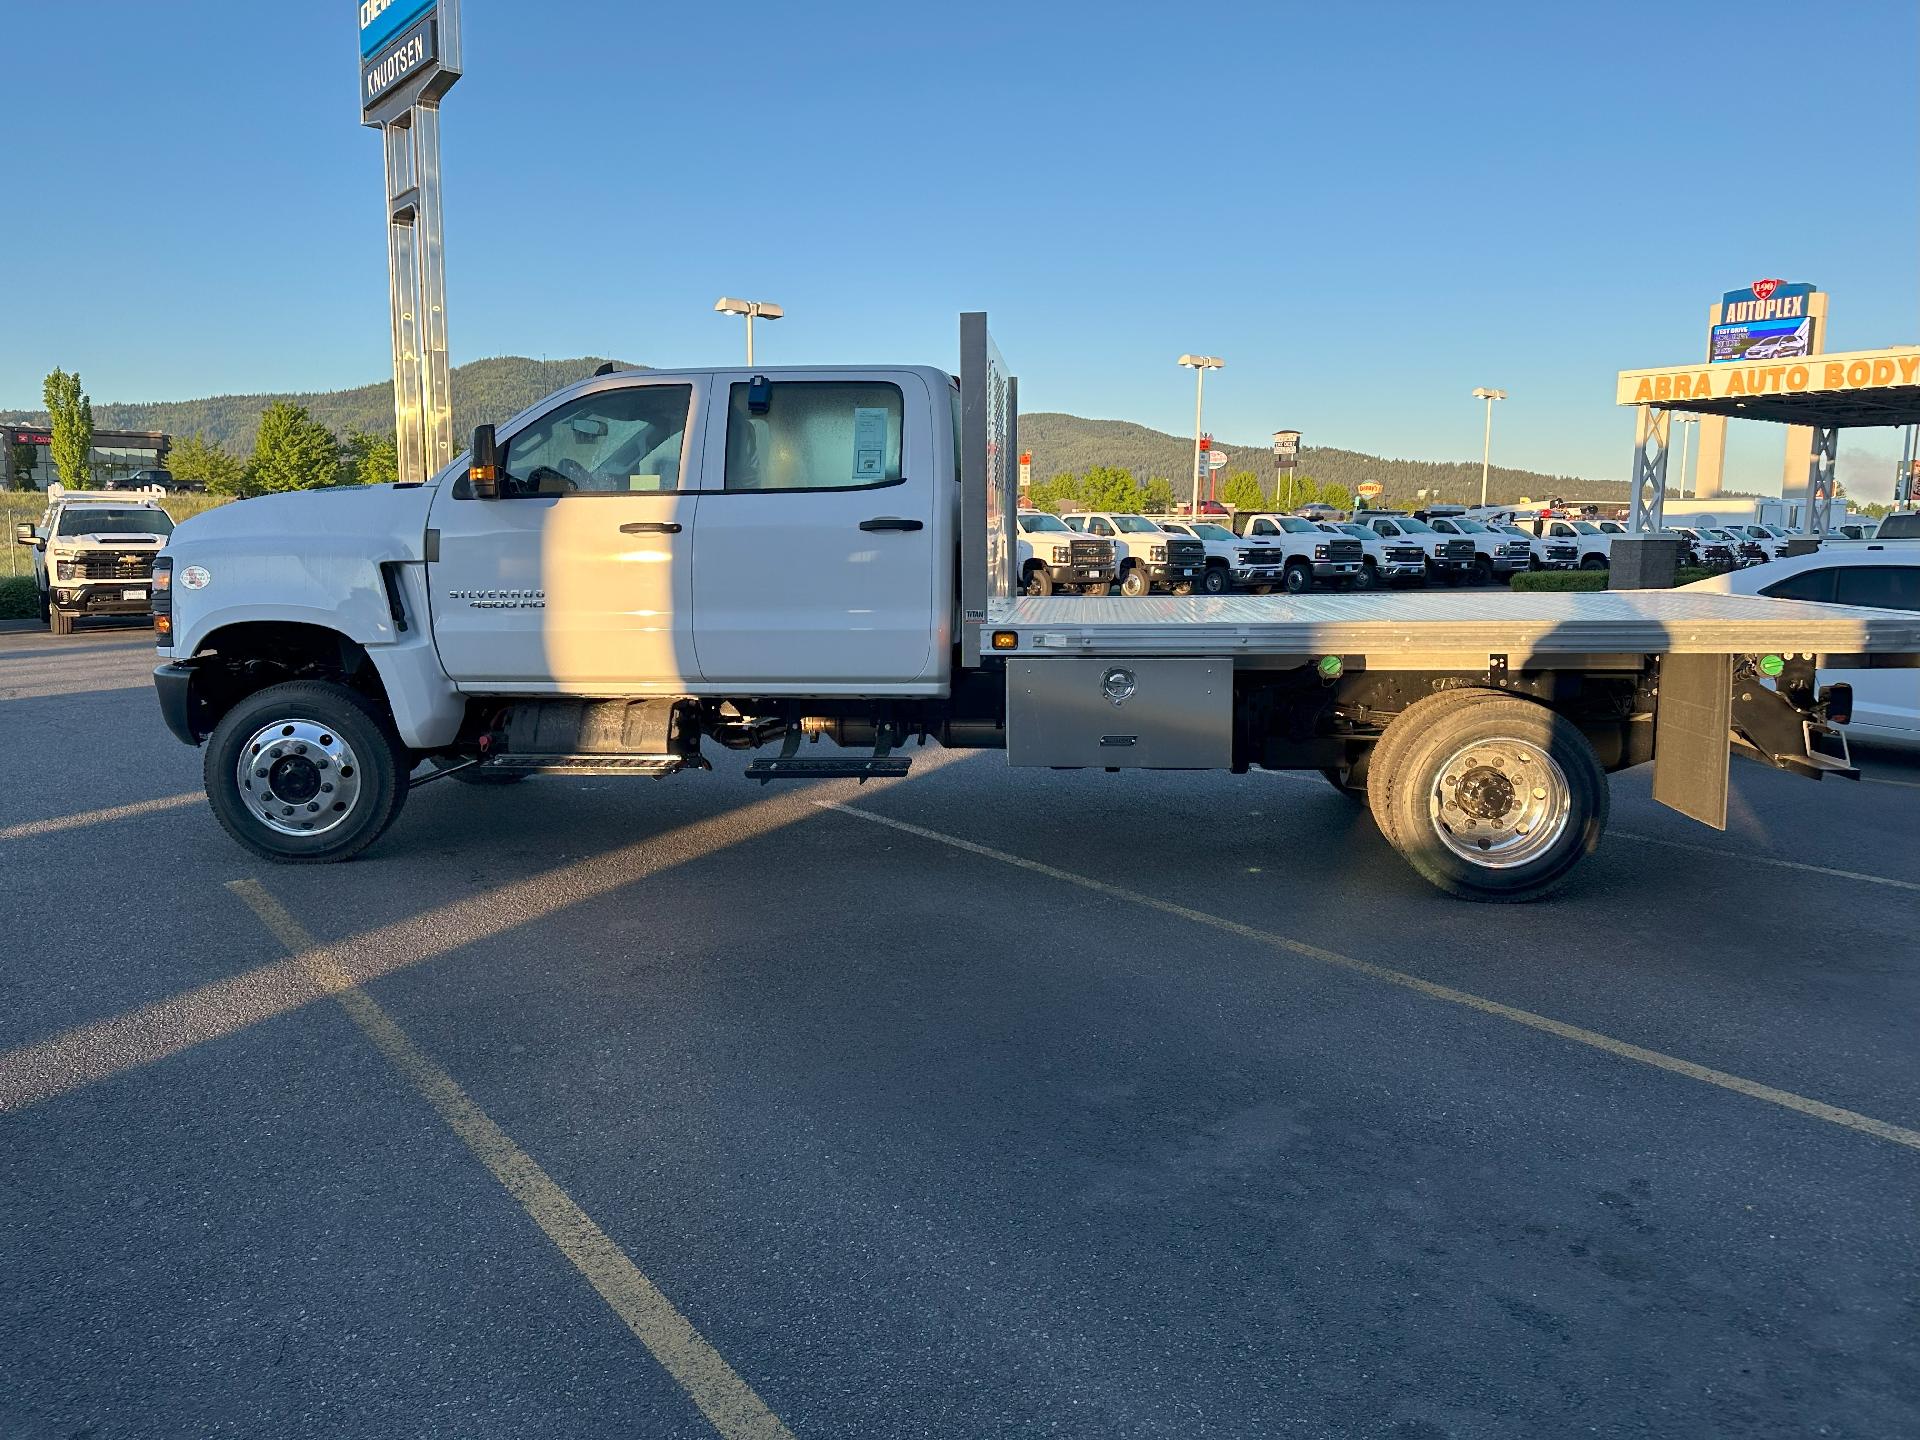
[12,522,34,545]
[469,425,500,500]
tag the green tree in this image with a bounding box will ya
[1276,475,1316,510]
[166,432,250,495]
[340,430,399,487]
[1318,483,1353,514]
[42,369,93,490]
[1220,471,1265,512]
[1080,464,1142,512]
[1025,471,1078,512]
[250,402,340,493]
[1141,476,1176,513]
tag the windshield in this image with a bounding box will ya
[1569,521,1601,534]
[1337,525,1371,539]
[1394,517,1437,534]
[1019,513,1069,533]
[56,507,173,537]
[1190,523,1235,540]
[1275,516,1318,534]
[1451,519,1489,533]
[1112,515,1161,533]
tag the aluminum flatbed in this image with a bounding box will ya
[986,590,1920,662]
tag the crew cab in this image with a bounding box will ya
[148,315,1920,904]
[1417,511,1532,584]
[1015,510,1114,595]
[14,491,174,634]
[1157,518,1282,594]
[1062,513,1204,595]
[1228,513,1363,592]
[1318,522,1427,589]
[1535,518,1614,569]
[1347,512,1475,582]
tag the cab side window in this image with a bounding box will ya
[497,386,692,497]
[1374,521,1400,536]
[1760,568,1837,604]
[1090,518,1114,537]
[1252,519,1277,536]
[1833,566,1920,612]
[1064,517,1087,531]
[722,381,903,491]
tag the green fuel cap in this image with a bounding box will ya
[1759,654,1785,677]
[1317,655,1345,679]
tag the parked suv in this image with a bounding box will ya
[1015,510,1115,595]
[1228,513,1364,592]
[1062,513,1205,596]
[1158,518,1283,594]
[14,492,174,634]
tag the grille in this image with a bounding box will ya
[1387,545,1425,564]
[1069,539,1109,566]
[1165,538,1205,567]
[1441,540,1475,560]
[1499,542,1531,557]
[71,552,155,581]
[1547,544,1576,561]
[1322,538,1362,563]
[1244,547,1283,566]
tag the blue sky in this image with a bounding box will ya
[4,1,1915,495]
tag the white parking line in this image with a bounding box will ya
[1609,831,1920,894]
[821,800,1920,1154]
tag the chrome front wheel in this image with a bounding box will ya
[234,719,365,838]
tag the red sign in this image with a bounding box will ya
[1018,451,1031,466]
[1198,436,1211,452]
[1750,278,1783,301]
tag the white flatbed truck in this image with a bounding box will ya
[151,316,1920,901]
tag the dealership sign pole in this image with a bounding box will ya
[360,0,463,486]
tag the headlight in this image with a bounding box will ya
[1236,549,1253,563]
[1150,545,1167,563]
[1052,545,1071,563]
[56,559,78,581]
[1313,544,1329,560]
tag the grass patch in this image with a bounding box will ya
[0,574,39,620]
[1510,566,1722,592]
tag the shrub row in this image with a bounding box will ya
[1509,567,1720,593]
[0,575,39,620]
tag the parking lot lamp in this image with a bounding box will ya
[1472,387,1507,507]
[715,297,784,365]
[1674,413,1701,500]
[1179,355,1224,513]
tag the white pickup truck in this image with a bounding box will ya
[1156,519,1283,594]
[149,315,1920,902]
[13,490,174,634]
[1347,512,1477,583]
[1228,513,1365,592]
[1417,511,1534,583]
[1061,513,1206,596]
[1316,522,1427,590]
[1015,511,1114,595]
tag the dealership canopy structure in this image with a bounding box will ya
[1616,345,1920,535]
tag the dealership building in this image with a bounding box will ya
[1,422,171,489]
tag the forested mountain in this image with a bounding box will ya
[1019,413,1624,509]
[0,357,634,454]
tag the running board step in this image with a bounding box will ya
[485,755,689,777]
[745,755,913,782]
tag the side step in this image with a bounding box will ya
[745,755,913,782]
[482,754,689,777]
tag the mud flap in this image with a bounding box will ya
[1651,652,1731,830]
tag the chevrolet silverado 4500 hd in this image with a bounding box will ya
[150,317,1920,901]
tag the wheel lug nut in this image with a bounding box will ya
[307,803,320,813]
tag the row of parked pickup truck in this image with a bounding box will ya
[1013,507,1585,596]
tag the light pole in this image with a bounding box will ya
[1179,354,1224,513]
[1471,387,1506,508]
[1674,413,1700,501]
[714,297,784,365]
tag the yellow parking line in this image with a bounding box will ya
[228,879,797,1440]
[821,801,1920,1154]
[0,791,201,842]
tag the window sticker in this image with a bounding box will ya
[853,407,888,483]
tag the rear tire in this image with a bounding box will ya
[205,680,410,863]
[1367,689,1607,902]
[1320,764,1367,800]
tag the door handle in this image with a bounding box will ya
[859,517,924,532]
[619,521,682,534]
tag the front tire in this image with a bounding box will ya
[1119,565,1152,598]
[1580,554,1609,571]
[205,680,410,863]
[49,605,74,636]
[1351,561,1380,592]
[1199,565,1231,595]
[1367,690,1607,902]
[1023,563,1054,597]
[1282,561,1312,594]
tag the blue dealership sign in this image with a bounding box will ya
[360,0,437,59]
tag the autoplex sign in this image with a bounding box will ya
[1616,347,1920,406]
[360,0,438,114]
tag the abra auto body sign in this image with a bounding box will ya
[1617,348,1920,406]
[361,0,439,112]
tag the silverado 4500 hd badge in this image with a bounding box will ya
[446,588,546,609]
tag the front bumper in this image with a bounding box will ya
[53,580,154,614]
[1046,562,1115,585]
[1380,561,1426,579]
[1311,562,1361,579]
[1147,563,1204,584]
[1492,556,1530,573]
[1231,565,1283,583]
[154,662,201,746]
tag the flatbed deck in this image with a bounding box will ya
[986,591,1920,660]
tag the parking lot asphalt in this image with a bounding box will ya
[3,626,1918,1439]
